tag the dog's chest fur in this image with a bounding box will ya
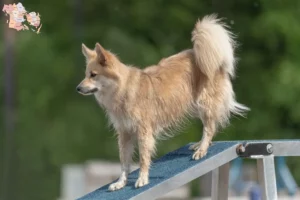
[95,92,136,134]
[108,112,135,133]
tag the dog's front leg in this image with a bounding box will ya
[109,132,134,191]
[135,129,155,188]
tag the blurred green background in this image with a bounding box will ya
[1,0,300,199]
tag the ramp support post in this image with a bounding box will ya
[257,155,278,200]
[211,162,230,200]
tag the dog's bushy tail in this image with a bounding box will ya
[192,14,236,79]
[192,14,250,119]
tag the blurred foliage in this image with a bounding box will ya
[1,0,300,199]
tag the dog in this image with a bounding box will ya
[77,14,249,191]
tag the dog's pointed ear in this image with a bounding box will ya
[82,43,94,60]
[95,43,107,66]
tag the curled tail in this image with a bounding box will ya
[192,14,236,79]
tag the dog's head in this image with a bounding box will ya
[76,43,120,96]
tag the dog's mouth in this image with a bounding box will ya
[78,88,98,95]
[89,88,98,93]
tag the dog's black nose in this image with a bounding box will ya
[76,86,81,92]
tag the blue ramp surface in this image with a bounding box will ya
[78,141,239,200]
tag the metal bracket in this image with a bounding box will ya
[236,142,273,158]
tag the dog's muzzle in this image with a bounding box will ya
[76,86,98,95]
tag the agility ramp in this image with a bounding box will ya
[77,140,300,200]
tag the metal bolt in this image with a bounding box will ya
[266,144,273,154]
[239,145,246,153]
[237,144,246,155]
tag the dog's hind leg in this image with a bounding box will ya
[190,85,220,160]
[109,132,135,191]
[190,72,232,160]
[192,115,216,160]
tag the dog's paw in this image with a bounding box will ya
[135,177,149,188]
[192,149,207,160]
[108,180,126,191]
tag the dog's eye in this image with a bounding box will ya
[90,72,97,78]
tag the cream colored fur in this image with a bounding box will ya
[77,14,249,191]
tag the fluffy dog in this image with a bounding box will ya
[77,14,249,191]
